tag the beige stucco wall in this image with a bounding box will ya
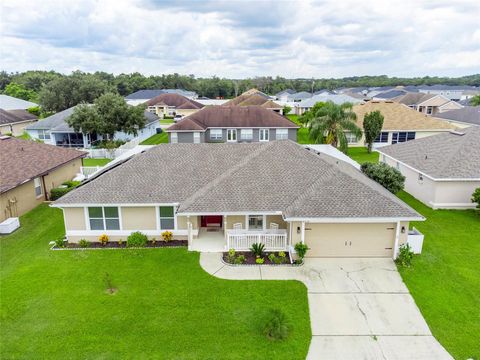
[266,215,287,229]
[0,120,37,136]
[43,158,83,196]
[63,207,86,230]
[305,222,396,257]
[225,215,246,229]
[0,180,44,222]
[177,215,199,230]
[121,207,157,230]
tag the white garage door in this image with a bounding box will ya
[305,223,396,257]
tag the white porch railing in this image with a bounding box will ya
[80,166,102,178]
[226,229,288,251]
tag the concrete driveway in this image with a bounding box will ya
[200,254,452,360]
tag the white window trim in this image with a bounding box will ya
[34,177,43,198]
[86,206,122,231]
[193,132,200,143]
[259,129,269,142]
[209,129,222,140]
[158,205,177,230]
[227,129,237,142]
[276,128,288,140]
[171,132,178,144]
[240,129,253,140]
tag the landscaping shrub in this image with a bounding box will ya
[361,162,405,194]
[50,180,81,200]
[62,180,81,188]
[78,239,91,248]
[268,253,276,263]
[396,243,414,267]
[294,243,309,259]
[471,187,480,210]
[54,237,65,248]
[256,257,265,264]
[227,249,236,263]
[263,309,290,341]
[234,255,246,264]
[127,231,148,247]
[161,231,173,242]
[250,243,265,257]
[98,234,109,246]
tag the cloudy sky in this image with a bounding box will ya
[1,0,479,78]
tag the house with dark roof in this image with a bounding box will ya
[378,126,480,209]
[0,109,38,136]
[223,89,283,113]
[125,89,198,105]
[144,93,204,118]
[0,136,86,222]
[392,93,463,116]
[435,106,480,127]
[165,106,299,143]
[52,140,423,258]
[25,106,159,148]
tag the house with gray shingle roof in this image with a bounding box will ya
[25,106,160,148]
[378,126,480,209]
[52,140,423,258]
[435,106,480,127]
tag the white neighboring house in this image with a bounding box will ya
[378,127,480,209]
[295,93,364,115]
[25,106,160,148]
[416,85,480,101]
[125,89,198,105]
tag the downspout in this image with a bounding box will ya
[41,175,49,201]
[393,221,400,259]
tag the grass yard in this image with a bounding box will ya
[160,119,174,125]
[0,205,311,359]
[140,132,168,145]
[82,158,112,167]
[346,147,379,164]
[286,114,301,125]
[397,192,480,360]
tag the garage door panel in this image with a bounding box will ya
[305,223,395,257]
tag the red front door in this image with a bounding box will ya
[201,216,223,227]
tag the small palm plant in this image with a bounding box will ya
[250,242,265,258]
[264,309,290,341]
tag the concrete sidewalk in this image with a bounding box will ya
[199,253,452,360]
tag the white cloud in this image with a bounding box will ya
[0,0,479,77]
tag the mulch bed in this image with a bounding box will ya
[54,240,188,249]
[223,251,293,265]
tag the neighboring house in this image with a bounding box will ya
[165,106,298,143]
[393,93,463,116]
[125,89,198,105]
[0,109,38,136]
[52,140,423,258]
[196,99,229,106]
[372,89,408,100]
[349,101,457,147]
[284,91,312,102]
[435,106,480,128]
[416,85,479,101]
[25,106,160,148]
[223,89,283,114]
[0,95,37,110]
[294,94,364,115]
[275,89,296,101]
[144,93,204,118]
[0,136,85,222]
[378,127,480,209]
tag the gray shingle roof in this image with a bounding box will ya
[125,89,197,100]
[55,141,421,220]
[0,95,37,110]
[378,126,480,179]
[435,106,480,126]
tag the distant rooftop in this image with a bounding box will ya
[0,95,37,110]
[125,89,197,100]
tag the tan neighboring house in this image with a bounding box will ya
[378,127,480,209]
[144,93,204,118]
[224,89,284,114]
[52,141,423,258]
[348,101,457,147]
[0,136,86,222]
[0,109,38,136]
[393,93,463,116]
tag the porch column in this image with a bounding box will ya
[223,216,228,240]
[301,221,305,244]
[187,215,192,251]
[393,221,400,259]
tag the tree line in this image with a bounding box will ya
[1,70,479,112]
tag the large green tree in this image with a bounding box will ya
[307,101,362,153]
[363,110,384,153]
[66,93,146,139]
[470,94,480,106]
[4,82,37,101]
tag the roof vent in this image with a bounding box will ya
[449,130,465,136]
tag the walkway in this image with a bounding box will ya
[200,253,452,360]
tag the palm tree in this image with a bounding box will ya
[307,101,362,153]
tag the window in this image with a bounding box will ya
[193,132,200,143]
[374,132,389,143]
[392,132,415,144]
[241,129,253,140]
[210,129,222,141]
[276,129,288,140]
[38,130,50,140]
[248,215,263,230]
[88,207,120,230]
[34,177,42,197]
[147,106,157,113]
[345,132,358,144]
[227,129,237,142]
[159,206,175,229]
[171,132,178,143]
[259,129,269,142]
[426,106,433,115]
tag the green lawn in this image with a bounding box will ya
[346,147,379,164]
[397,192,480,360]
[0,205,311,359]
[140,132,168,145]
[286,114,301,125]
[160,119,174,125]
[82,158,112,167]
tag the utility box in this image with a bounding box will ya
[0,217,20,234]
